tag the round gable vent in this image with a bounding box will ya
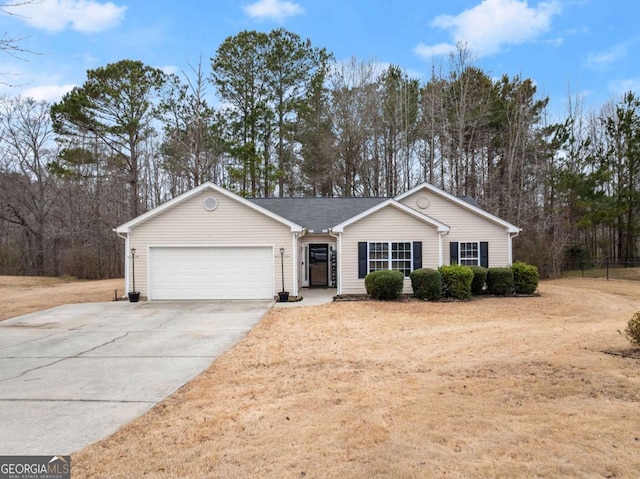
[416,196,430,209]
[204,196,218,211]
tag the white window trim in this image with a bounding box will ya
[367,241,413,277]
[459,241,480,266]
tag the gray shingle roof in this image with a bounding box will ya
[249,197,387,232]
[457,195,481,208]
[250,194,482,232]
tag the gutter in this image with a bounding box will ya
[438,229,450,267]
[508,228,522,265]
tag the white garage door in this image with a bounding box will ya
[149,246,274,300]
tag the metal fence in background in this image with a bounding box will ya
[561,259,640,281]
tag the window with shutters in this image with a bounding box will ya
[459,242,479,266]
[368,241,412,277]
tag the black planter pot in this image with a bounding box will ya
[278,291,289,303]
[128,292,140,303]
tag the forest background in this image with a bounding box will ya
[1,27,639,279]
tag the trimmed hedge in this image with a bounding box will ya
[512,261,539,294]
[486,267,514,295]
[469,265,488,296]
[364,269,404,300]
[410,268,442,300]
[439,264,473,300]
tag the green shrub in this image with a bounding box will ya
[469,265,488,296]
[439,264,473,300]
[512,261,539,294]
[409,268,442,300]
[486,267,514,295]
[622,311,640,347]
[364,269,404,300]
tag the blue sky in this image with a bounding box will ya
[0,0,638,118]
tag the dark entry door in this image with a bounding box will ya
[309,244,329,287]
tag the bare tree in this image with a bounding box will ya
[417,66,447,189]
[0,1,38,84]
[159,56,224,195]
[0,95,57,274]
[329,58,379,196]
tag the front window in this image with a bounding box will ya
[459,242,479,266]
[368,242,389,272]
[368,241,412,277]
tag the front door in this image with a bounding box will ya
[309,244,329,287]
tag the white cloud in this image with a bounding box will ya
[547,37,564,47]
[414,42,456,59]
[242,0,304,22]
[609,79,640,96]
[405,68,425,80]
[415,0,561,59]
[20,84,76,102]
[7,0,126,33]
[586,44,628,69]
[159,65,179,75]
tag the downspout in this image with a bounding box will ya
[508,229,521,265]
[115,230,129,297]
[438,230,450,267]
[328,229,341,295]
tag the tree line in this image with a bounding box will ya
[0,28,638,279]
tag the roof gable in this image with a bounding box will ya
[395,183,520,233]
[115,181,517,236]
[115,182,303,233]
[331,199,449,233]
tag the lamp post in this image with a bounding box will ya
[278,247,288,302]
[279,247,285,292]
[130,248,136,292]
[129,248,139,302]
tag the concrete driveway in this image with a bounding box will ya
[0,300,271,455]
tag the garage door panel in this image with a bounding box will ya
[149,247,273,300]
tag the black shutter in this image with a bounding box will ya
[412,242,422,271]
[450,242,459,264]
[480,241,489,268]
[358,242,367,278]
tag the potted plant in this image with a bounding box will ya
[128,248,140,302]
[278,291,289,302]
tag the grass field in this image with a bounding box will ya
[0,276,123,321]
[561,265,640,281]
[62,278,640,479]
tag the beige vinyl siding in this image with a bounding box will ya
[400,190,511,266]
[127,190,294,298]
[340,206,440,295]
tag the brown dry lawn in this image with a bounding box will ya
[3,276,638,478]
[65,279,640,479]
[0,276,123,321]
